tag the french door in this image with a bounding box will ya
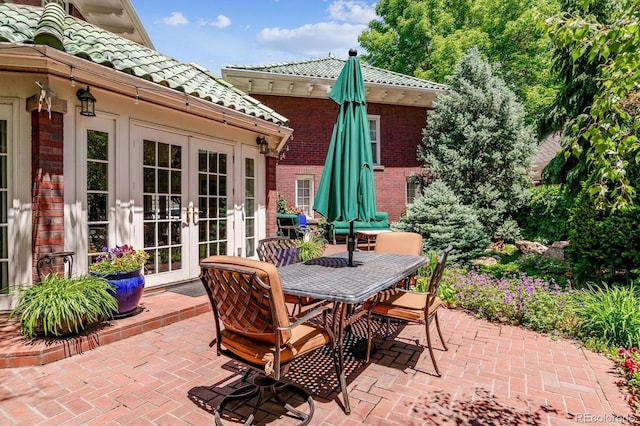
[137,127,262,288]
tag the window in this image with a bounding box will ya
[368,115,380,164]
[86,129,110,267]
[406,176,421,205]
[0,119,7,293]
[295,176,314,217]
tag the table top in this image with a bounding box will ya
[355,229,392,237]
[277,251,427,304]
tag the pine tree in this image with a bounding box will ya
[418,47,537,239]
[394,180,489,264]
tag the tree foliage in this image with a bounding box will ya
[358,0,560,123]
[545,0,640,210]
[393,180,489,264]
[418,48,537,239]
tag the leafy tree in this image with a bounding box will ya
[418,48,537,239]
[393,180,489,264]
[545,0,639,209]
[359,0,560,124]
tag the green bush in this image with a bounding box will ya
[393,180,490,264]
[516,185,572,244]
[566,188,640,285]
[571,283,640,349]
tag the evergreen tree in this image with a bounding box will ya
[418,47,537,239]
[393,180,489,264]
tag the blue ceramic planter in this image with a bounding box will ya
[93,270,144,318]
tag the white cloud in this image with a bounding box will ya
[162,12,188,26]
[258,22,368,58]
[328,1,377,24]
[209,15,232,28]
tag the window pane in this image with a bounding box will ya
[87,130,108,160]
[171,145,181,169]
[88,225,108,253]
[199,151,207,172]
[88,193,108,221]
[0,157,6,188]
[158,143,170,167]
[0,227,6,258]
[87,161,107,191]
[143,140,155,165]
[0,192,6,223]
[0,120,6,153]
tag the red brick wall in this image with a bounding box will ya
[265,156,278,237]
[254,94,430,224]
[31,110,65,278]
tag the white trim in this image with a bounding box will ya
[295,175,315,218]
[0,99,29,311]
[368,115,381,165]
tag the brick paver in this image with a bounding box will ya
[0,305,636,425]
[0,245,636,425]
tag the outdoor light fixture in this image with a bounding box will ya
[256,136,269,155]
[76,85,96,116]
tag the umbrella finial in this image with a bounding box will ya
[349,48,357,57]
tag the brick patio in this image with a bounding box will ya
[0,246,636,425]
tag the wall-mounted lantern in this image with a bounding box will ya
[76,85,96,117]
[256,136,269,155]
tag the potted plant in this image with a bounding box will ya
[298,230,327,261]
[89,244,149,318]
[10,274,118,338]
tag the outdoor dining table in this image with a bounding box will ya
[277,250,428,414]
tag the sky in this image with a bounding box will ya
[130,0,379,76]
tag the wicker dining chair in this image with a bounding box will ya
[365,245,453,376]
[199,255,342,425]
[257,237,320,315]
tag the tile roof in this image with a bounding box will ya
[0,3,288,125]
[226,55,448,92]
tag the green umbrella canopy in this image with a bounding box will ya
[313,50,377,223]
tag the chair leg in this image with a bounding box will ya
[434,312,448,351]
[214,375,314,426]
[365,310,373,363]
[425,317,441,377]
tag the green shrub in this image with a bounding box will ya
[567,188,640,285]
[571,283,640,349]
[516,185,572,244]
[393,180,490,264]
[10,274,117,338]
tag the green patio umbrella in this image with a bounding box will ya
[313,49,377,266]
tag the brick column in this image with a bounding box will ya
[265,155,278,237]
[30,106,66,279]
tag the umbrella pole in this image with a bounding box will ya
[347,220,355,267]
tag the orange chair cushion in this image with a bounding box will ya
[220,321,331,373]
[366,290,444,323]
[374,232,423,256]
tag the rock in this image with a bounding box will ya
[515,240,548,255]
[473,256,498,266]
[543,241,569,260]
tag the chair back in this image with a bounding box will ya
[200,256,292,345]
[428,246,453,296]
[257,237,300,267]
[375,232,423,256]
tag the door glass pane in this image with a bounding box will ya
[244,158,256,257]
[197,150,229,258]
[86,129,109,266]
[143,139,183,275]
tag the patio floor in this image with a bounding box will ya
[0,245,635,425]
